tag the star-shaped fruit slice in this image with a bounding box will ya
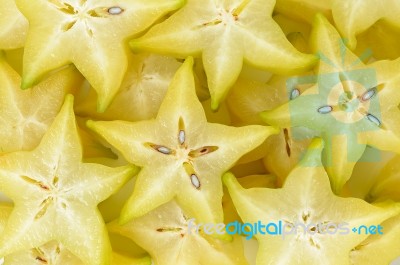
[0,95,138,265]
[332,0,400,50]
[0,0,28,50]
[16,0,184,111]
[275,0,333,24]
[88,57,277,224]
[0,53,83,154]
[350,214,400,265]
[75,53,182,121]
[223,138,400,265]
[367,155,400,202]
[354,20,400,61]
[0,204,151,265]
[108,200,248,265]
[5,243,151,265]
[261,14,400,192]
[129,0,317,109]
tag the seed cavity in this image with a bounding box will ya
[360,88,376,101]
[302,211,310,222]
[35,256,48,264]
[283,128,291,157]
[188,146,219,158]
[61,20,77,32]
[202,19,222,27]
[178,130,185,145]
[309,237,321,249]
[190,174,201,189]
[157,146,172,154]
[35,197,53,220]
[50,1,76,15]
[182,162,201,189]
[146,143,175,155]
[53,176,59,187]
[290,89,300,100]
[178,117,186,146]
[317,105,333,114]
[55,245,61,254]
[20,176,50,191]
[108,6,124,15]
[156,227,183,233]
[366,113,381,127]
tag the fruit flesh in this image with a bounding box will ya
[88,57,278,225]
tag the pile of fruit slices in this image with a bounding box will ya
[0,0,400,264]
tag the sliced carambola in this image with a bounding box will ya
[0,0,28,50]
[75,116,118,160]
[223,138,400,265]
[341,149,395,199]
[332,0,400,50]
[88,57,278,225]
[16,0,185,112]
[0,53,83,154]
[274,0,333,24]
[223,174,276,224]
[261,14,400,193]
[0,95,138,265]
[75,54,182,121]
[130,0,317,110]
[5,242,151,265]
[367,155,400,202]
[350,214,400,265]
[0,203,12,231]
[0,199,152,265]
[108,200,248,265]
[353,19,400,62]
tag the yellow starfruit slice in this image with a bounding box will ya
[0,95,138,265]
[261,14,400,193]
[0,53,83,154]
[75,54,182,121]
[350,214,400,265]
[367,155,400,202]
[1,203,150,265]
[274,0,333,24]
[16,0,185,111]
[0,0,28,50]
[354,20,400,61]
[88,57,278,224]
[332,0,400,50]
[342,149,395,199]
[223,174,276,224]
[223,138,400,265]
[5,243,151,265]
[108,200,248,265]
[130,0,317,109]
